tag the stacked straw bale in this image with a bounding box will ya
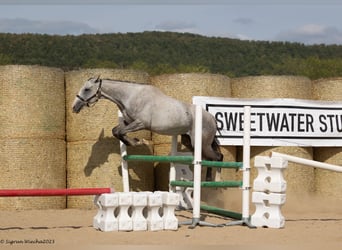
[65,69,154,208]
[312,77,342,200]
[232,76,315,198]
[151,73,236,204]
[0,65,66,209]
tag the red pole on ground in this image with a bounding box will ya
[0,188,114,197]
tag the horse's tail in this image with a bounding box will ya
[211,136,223,162]
[212,121,223,161]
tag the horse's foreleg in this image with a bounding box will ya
[112,119,147,146]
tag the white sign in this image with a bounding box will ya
[193,97,342,147]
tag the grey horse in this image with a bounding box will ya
[72,77,223,178]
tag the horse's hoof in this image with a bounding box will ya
[141,138,152,146]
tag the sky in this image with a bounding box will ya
[0,1,341,45]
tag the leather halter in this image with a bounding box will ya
[76,79,102,106]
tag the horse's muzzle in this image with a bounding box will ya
[72,100,84,113]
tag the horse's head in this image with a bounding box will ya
[72,76,102,113]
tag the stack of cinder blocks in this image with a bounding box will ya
[251,156,287,228]
[93,191,180,232]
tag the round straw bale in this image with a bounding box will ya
[313,147,342,200]
[0,138,66,210]
[67,140,154,209]
[312,77,342,200]
[65,68,151,142]
[151,73,235,190]
[232,75,312,99]
[232,75,314,199]
[312,77,342,101]
[0,65,65,140]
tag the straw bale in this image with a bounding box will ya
[0,138,66,210]
[67,139,154,209]
[232,75,312,99]
[314,147,342,200]
[65,68,150,142]
[0,65,65,140]
[312,77,342,101]
[312,77,342,200]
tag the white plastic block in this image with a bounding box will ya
[118,192,133,231]
[253,156,287,193]
[98,192,119,206]
[93,195,102,230]
[93,193,119,232]
[161,192,180,230]
[252,191,286,205]
[131,192,148,231]
[175,162,193,181]
[251,191,286,228]
[173,156,194,210]
[255,156,288,169]
[147,192,164,231]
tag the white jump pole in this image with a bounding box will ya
[191,105,203,227]
[119,111,130,192]
[222,105,255,228]
[242,106,251,223]
[169,135,178,192]
[271,152,342,173]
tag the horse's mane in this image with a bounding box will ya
[102,78,147,85]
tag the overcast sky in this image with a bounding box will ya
[0,1,341,45]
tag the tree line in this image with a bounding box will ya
[0,31,341,79]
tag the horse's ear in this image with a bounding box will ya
[98,128,104,141]
[95,75,101,83]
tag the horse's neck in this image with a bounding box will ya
[100,80,133,109]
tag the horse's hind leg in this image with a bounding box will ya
[181,134,193,151]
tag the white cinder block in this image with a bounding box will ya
[251,191,286,228]
[132,192,148,231]
[253,156,287,193]
[93,194,119,232]
[118,192,133,231]
[147,192,163,231]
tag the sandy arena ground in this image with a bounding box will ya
[0,196,341,250]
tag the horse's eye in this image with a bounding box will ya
[84,88,90,92]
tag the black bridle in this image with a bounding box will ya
[76,79,103,107]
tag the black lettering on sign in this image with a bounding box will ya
[306,114,314,132]
[319,115,327,132]
[280,114,289,132]
[288,113,296,131]
[297,113,305,132]
[215,112,224,130]
[337,115,342,132]
[224,112,239,131]
[256,113,265,131]
[266,113,280,132]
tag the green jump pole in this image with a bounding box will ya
[200,204,242,220]
[170,180,242,188]
[123,154,193,164]
[123,155,242,169]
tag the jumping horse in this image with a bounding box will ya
[72,76,223,179]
